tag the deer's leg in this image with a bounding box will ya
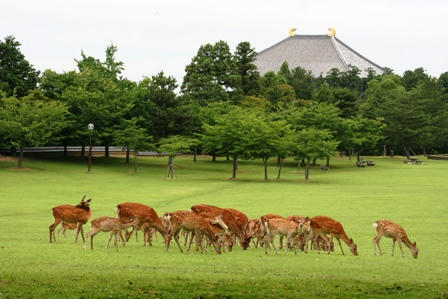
[83,229,97,251]
[187,231,195,252]
[114,232,119,252]
[80,225,85,242]
[397,239,405,257]
[74,222,83,243]
[279,236,284,250]
[173,230,184,253]
[270,235,279,255]
[373,235,382,255]
[106,232,114,250]
[119,231,126,247]
[49,218,62,243]
[392,239,396,256]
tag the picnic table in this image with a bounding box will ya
[404,158,423,164]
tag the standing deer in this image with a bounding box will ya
[83,217,138,251]
[310,216,358,256]
[49,195,92,243]
[115,202,168,246]
[263,218,303,255]
[373,219,418,259]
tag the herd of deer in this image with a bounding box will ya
[48,196,419,259]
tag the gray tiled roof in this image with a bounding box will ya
[255,35,384,77]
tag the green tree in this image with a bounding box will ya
[233,42,260,96]
[0,36,40,97]
[182,41,239,106]
[158,135,194,178]
[0,93,69,167]
[438,71,448,94]
[294,128,339,180]
[114,117,154,171]
[401,68,429,91]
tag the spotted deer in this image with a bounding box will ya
[263,218,304,255]
[49,195,92,243]
[373,219,418,259]
[83,217,138,251]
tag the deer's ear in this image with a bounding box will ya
[350,238,353,242]
[305,217,309,221]
[87,199,92,203]
[413,242,417,246]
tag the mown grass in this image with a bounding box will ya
[0,154,447,298]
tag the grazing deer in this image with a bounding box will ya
[373,219,418,259]
[49,195,92,243]
[263,218,303,255]
[310,216,358,256]
[164,211,222,254]
[83,217,138,251]
[191,204,252,250]
[286,215,312,251]
[115,202,168,246]
[248,219,263,248]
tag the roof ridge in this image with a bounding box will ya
[334,37,384,71]
[330,36,349,71]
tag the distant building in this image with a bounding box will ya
[255,29,384,77]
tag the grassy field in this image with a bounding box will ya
[0,154,447,298]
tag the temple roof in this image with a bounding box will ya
[255,35,384,77]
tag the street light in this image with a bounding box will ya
[88,123,94,173]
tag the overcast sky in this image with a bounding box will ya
[2,0,447,84]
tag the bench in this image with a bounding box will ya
[404,158,423,165]
[356,161,366,167]
[320,165,328,171]
[366,160,375,166]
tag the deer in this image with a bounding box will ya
[115,202,168,247]
[191,204,252,250]
[263,218,305,255]
[49,195,92,243]
[373,219,418,259]
[248,218,263,248]
[57,222,77,237]
[164,211,222,254]
[310,216,358,256]
[286,215,312,252]
[83,217,138,251]
[259,214,284,248]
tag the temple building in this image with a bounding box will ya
[255,28,384,77]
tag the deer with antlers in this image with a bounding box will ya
[373,219,418,259]
[49,195,92,243]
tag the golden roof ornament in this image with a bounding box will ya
[328,27,336,37]
[289,28,296,37]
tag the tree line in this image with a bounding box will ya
[1,35,447,179]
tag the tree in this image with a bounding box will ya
[0,93,69,168]
[438,72,448,94]
[294,128,339,180]
[233,42,260,96]
[158,135,195,178]
[0,36,40,97]
[114,118,153,172]
[260,71,296,111]
[182,41,239,106]
[312,81,335,104]
[401,68,429,91]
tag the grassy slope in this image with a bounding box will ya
[0,155,447,298]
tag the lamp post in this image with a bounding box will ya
[88,123,94,173]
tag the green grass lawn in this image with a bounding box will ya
[0,154,447,298]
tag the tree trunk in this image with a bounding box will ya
[348,148,353,161]
[357,153,361,162]
[232,154,238,179]
[297,161,301,171]
[312,157,316,166]
[277,158,283,180]
[63,145,67,157]
[166,155,176,179]
[212,153,216,162]
[263,158,268,181]
[126,148,130,165]
[133,150,138,172]
[105,145,109,157]
[193,146,197,162]
[18,148,23,168]
[326,156,330,167]
[226,154,229,161]
[422,147,427,157]
[410,148,417,157]
[402,145,411,159]
[305,158,310,180]
[390,149,394,158]
[383,145,387,157]
[81,145,85,158]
